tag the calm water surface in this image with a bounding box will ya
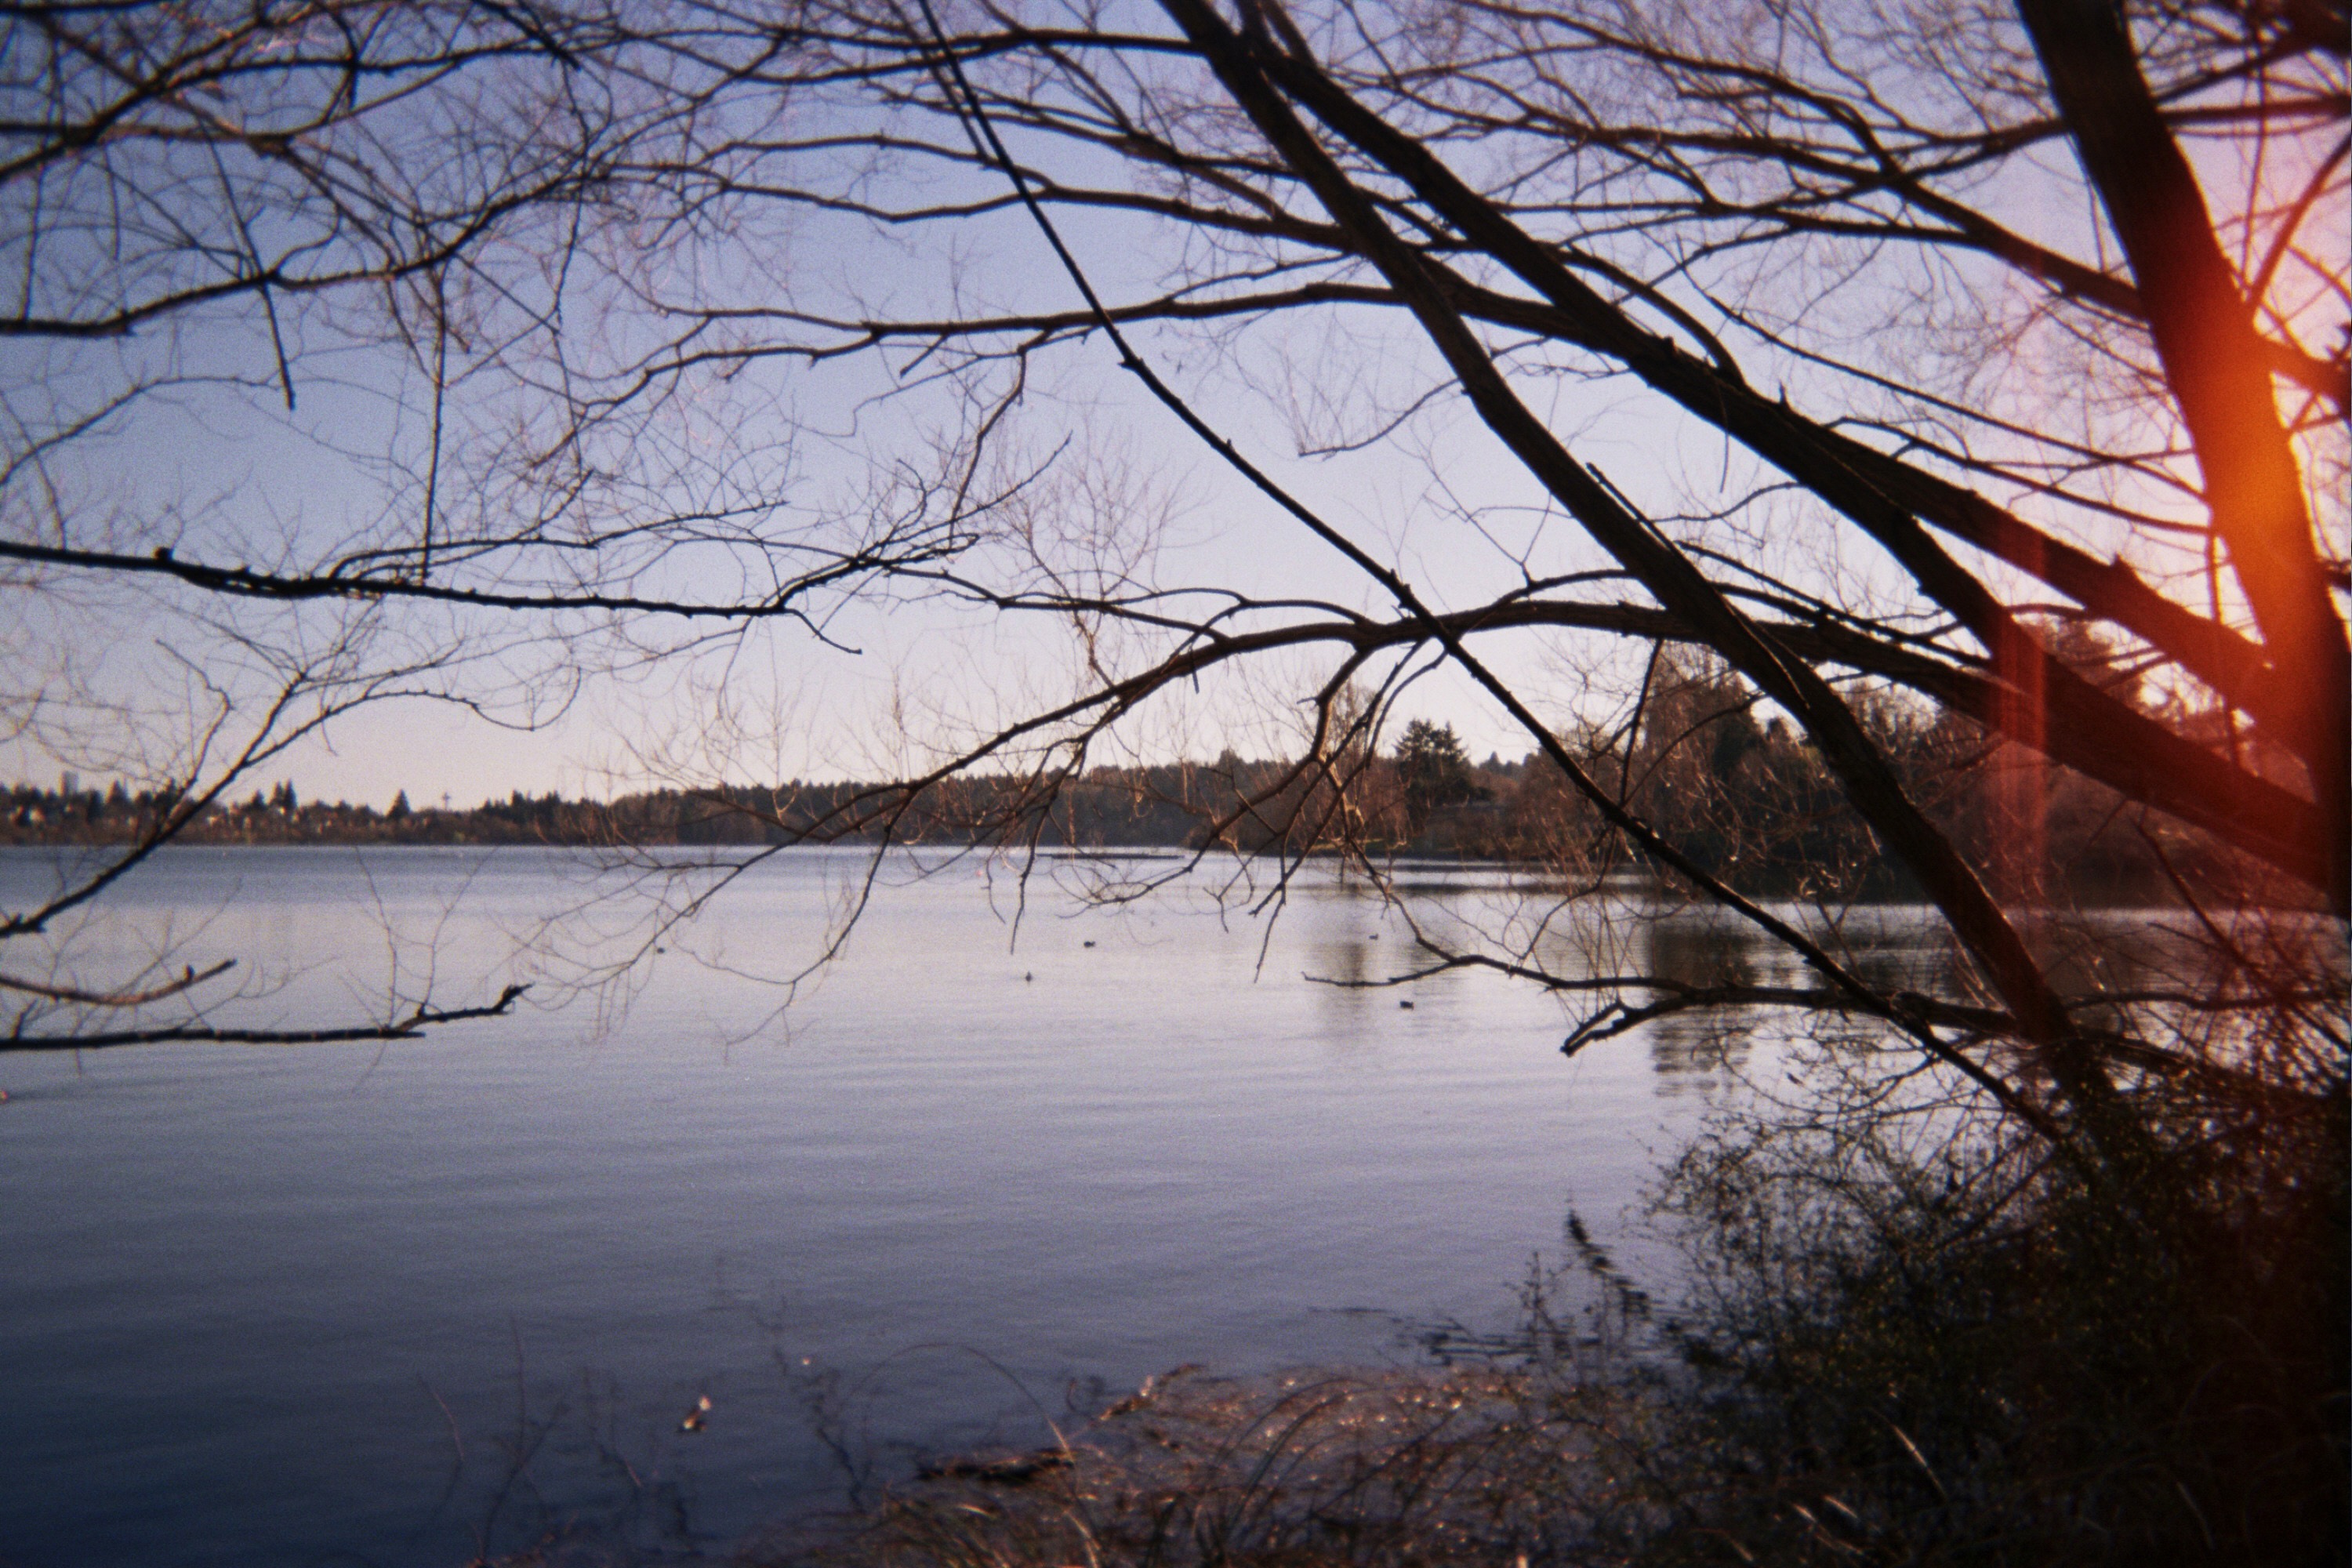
[0,846,1845,1566]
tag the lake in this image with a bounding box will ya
[0,845,1852,1566]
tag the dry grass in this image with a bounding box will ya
[756,1361,1663,1568]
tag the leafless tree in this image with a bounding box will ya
[495,0,2346,1149]
[0,2,1012,1044]
[5,1,2343,1153]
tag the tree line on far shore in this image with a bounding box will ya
[6,660,2286,907]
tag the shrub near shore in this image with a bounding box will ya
[757,1044,2345,1568]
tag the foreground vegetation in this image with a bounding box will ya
[745,1042,2345,1568]
[458,1014,2339,1568]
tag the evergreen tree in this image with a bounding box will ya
[1396,719,1479,825]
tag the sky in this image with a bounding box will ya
[3,2,2335,812]
[0,101,1660,808]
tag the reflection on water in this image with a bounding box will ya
[1642,916,1760,1086]
[0,848,1900,1567]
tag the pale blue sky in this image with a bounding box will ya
[4,2,2332,811]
